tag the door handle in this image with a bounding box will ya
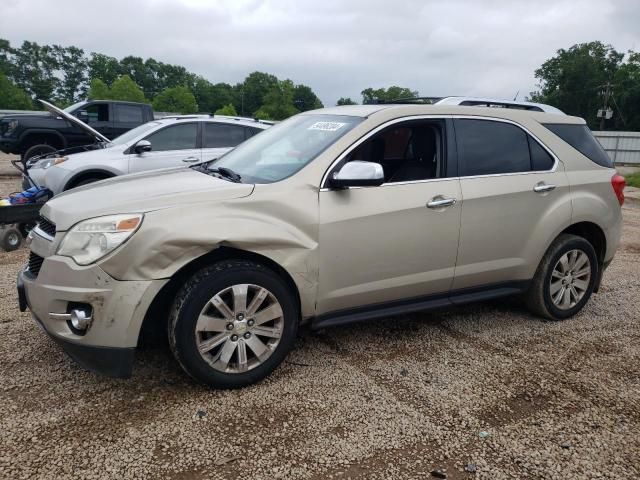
[533,182,556,193]
[182,157,199,163]
[427,196,457,209]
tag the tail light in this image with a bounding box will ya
[611,173,626,206]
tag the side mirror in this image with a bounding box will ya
[134,140,152,154]
[329,161,384,188]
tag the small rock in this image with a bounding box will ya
[465,462,477,473]
[400,367,408,376]
[431,468,447,479]
[560,441,571,449]
[196,410,207,418]
[479,431,490,439]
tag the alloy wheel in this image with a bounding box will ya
[195,284,284,373]
[549,249,591,310]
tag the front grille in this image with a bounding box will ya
[37,216,56,237]
[27,252,44,278]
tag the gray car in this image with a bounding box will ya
[18,99,625,388]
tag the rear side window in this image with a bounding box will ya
[204,123,246,148]
[455,119,531,176]
[115,104,143,123]
[528,137,555,171]
[543,124,612,167]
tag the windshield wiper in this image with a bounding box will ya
[208,166,242,183]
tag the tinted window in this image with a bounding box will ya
[246,127,264,138]
[204,123,246,148]
[115,105,143,123]
[529,137,554,171]
[456,119,530,176]
[544,124,612,167]
[146,123,197,151]
[82,104,109,123]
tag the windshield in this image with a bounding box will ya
[63,100,87,113]
[109,121,162,146]
[208,114,363,183]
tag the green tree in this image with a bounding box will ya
[530,41,624,129]
[361,86,418,104]
[109,75,147,102]
[612,51,640,130]
[88,52,121,86]
[236,71,279,116]
[293,84,323,111]
[254,79,299,120]
[215,103,238,116]
[53,45,88,104]
[0,38,15,76]
[87,78,111,100]
[192,77,234,112]
[11,41,59,103]
[153,85,198,113]
[337,97,357,105]
[0,71,33,109]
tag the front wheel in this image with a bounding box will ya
[525,234,598,321]
[169,260,298,388]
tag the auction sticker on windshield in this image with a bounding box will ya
[308,121,347,132]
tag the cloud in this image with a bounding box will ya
[1,0,638,105]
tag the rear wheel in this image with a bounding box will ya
[169,260,298,388]
[23,144,57,163]
[525,234,598,320]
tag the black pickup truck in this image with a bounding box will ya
[0,100,154,160]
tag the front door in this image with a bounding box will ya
[128,122,201,173]
[317,119,462,314]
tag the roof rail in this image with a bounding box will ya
[434,96,564,114]
[378,96,564,114]
[210,114,277,125]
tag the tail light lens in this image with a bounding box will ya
[611,173,626,206]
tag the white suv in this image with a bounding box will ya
[28,110,272,194]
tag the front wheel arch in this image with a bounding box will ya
[138,247,302,347]
[63,170,115,190]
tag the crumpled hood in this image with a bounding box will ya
[40,167,254,231]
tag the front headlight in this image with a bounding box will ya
[6,120,18,135]
[57,214,143,265]
[33,156,68,169]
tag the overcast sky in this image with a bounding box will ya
[1,0,639,106]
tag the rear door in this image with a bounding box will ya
[451,117,571,290]
[128,122,201,173]
[202,122,249,162]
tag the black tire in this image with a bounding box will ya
[23,144,57,162]
[525,234,598,321]
[0,227,22,252]
[169,260,299,388]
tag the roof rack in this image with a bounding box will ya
[209,114,277,125]
[378,96,564,114]
[373,97,443,105]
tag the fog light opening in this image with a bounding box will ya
[66,304,93,335]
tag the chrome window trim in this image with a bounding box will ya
[319,114,560,191]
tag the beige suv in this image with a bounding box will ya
[18,100,626,388]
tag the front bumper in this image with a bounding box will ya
[17,256,167,378]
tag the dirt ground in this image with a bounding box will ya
[0,174,639,480]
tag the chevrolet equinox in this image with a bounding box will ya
[18,100,626,388]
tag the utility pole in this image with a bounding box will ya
[598,82,613,130]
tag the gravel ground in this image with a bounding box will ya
[1,174,639,480]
